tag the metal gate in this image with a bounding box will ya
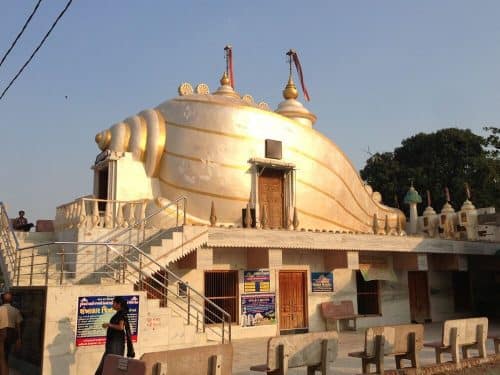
[204,270,238,323]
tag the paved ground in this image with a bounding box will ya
[232,321,500,375]
[8,321,499,374]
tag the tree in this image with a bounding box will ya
[360,128,500,215]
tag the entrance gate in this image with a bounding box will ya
[279,270,307,332]
[408,271,431,322]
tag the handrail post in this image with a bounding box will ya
[16,253,21,286]
[183,197,187,225]
[203,310,206,333]
[222,318,225,344]
[122,252,126,283]
[228,315,231,342]
[29,248,34,286]
[138,253,143,289]
[45,250,49,285]
[187,285,191,325]
[176,202,179,227]
[59,250,65,285]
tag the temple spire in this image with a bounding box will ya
[214,45,239,98]
[224,45,234,88]
[276,49,316,127]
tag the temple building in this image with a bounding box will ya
[0,49,498,374]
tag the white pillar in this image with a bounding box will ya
[409,202,418,234]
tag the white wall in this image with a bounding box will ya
[43,283,204,375]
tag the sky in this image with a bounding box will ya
[1,1,500,220]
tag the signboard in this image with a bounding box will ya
[76,295,139,346]
[241,293,276,326]
[244,269,270,293]
[311,272,334,292]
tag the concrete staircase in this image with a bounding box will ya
[12,231,211,349]
[143,225,208,267]
[1,222,228,344]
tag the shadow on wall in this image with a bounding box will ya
[10,288,47,375]
[47,318,75,375]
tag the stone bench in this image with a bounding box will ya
[320,300,359,331]
[348,324,423,374]
[423,317,488,364]
[140,343,233,375]
[103,354,146,375]
[488,332,499,354]
[35,219,54,232]
[250,331,338,375]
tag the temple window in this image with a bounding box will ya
[355,271,380,315]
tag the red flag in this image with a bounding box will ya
[291,51,310,101]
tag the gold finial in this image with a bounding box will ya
[283,49,299,100]
[220,71,231,86]
[283,75,298,100]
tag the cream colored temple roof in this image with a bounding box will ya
[198,227,499,255]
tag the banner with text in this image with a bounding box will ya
[244,269,270,293]
[241,293,276,327]
[76,295,139,346]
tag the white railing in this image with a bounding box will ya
[55,197,149,230]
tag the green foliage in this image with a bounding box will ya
[360,128,500,215]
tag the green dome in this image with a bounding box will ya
[404,186,422,205]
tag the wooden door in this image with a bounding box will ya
[279,271,307,331]
[259,169,284,229]
[408,271,431,322]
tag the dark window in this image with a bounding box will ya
[204,270,238,323]
[453,271,472,312]
[356,271,380,315]
[97,167,108,211]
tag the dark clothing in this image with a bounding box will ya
[13,217,33,232]
[0,328,18,375]
[94,311,125,375]
[106,311,126,353]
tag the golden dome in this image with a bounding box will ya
[283,76,298,100]
[220,71,231,86]
[95,130,111,150]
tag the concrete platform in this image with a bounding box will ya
[233,321,500,375]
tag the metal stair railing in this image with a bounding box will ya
[68,196,187,280]
[12,240,231,344]
[0,202,20,287]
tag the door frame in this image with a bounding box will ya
[278,269,308,333]
[408,271,431,322]
[249,160,296,229]
[258,168,286,229]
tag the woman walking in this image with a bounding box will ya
[94,296,129,375]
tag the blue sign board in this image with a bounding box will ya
[241,293,276,326]
[76,295,139,346]
[311,272,334,292]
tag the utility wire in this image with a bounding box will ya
[0,0,43,69]
[0,0,74,101]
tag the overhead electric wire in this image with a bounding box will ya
[0,0,43,69]
[0,0,74,101]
